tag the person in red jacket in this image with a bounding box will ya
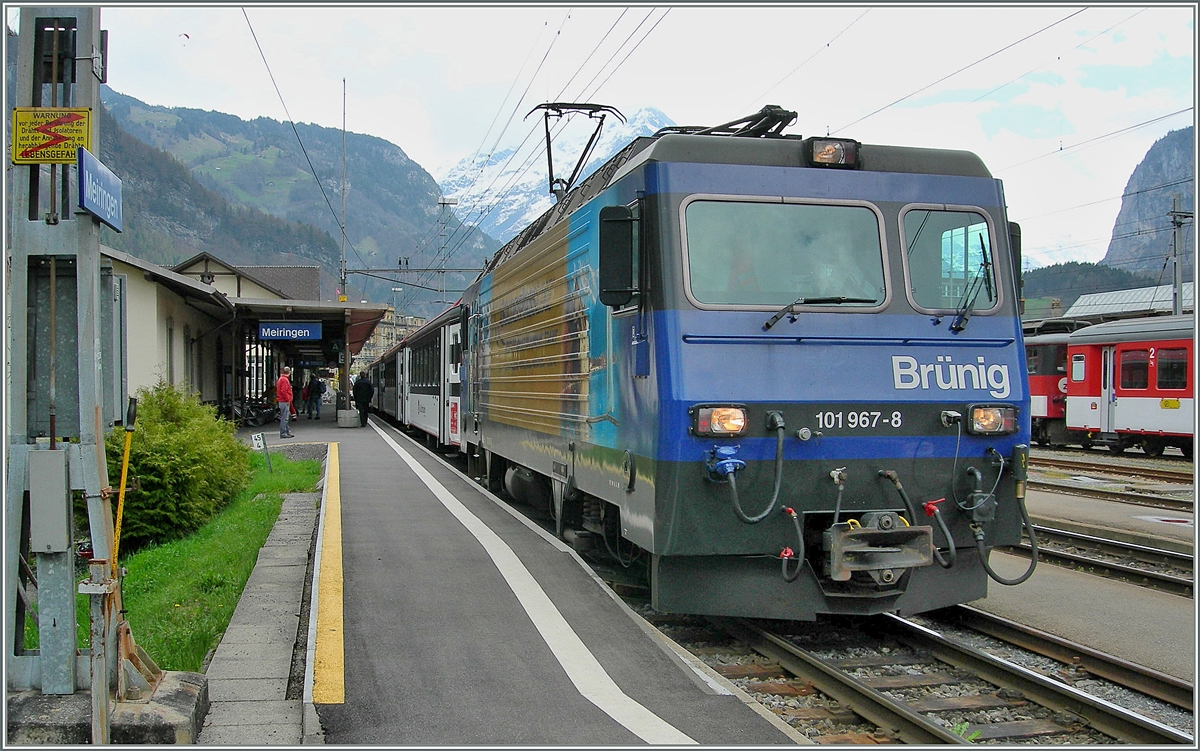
[277,366,295,439]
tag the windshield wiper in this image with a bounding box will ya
[762,296,878,331]
[950,238,993,333]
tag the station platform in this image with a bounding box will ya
[219,411,1193,741]
[971,489,1195,684]
[250,412,805,745]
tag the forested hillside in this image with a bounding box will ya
[1021,261,1156,316]
[96,105,341,274]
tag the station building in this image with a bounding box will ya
[98,247,386,427]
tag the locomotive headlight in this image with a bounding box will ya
[967,404,1017,435]
[692,405,748,436]
[803,137,860,168]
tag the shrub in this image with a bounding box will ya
[98,382,251,552]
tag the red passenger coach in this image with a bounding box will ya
[1024,319,1090,447]
[1064,314,1194,458]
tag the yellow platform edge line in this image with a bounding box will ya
[312,442,345,704]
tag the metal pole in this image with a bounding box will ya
[1171,195,1183,315]
[437,198,458,305]
[391,287,402,345]
[340,79,349,405]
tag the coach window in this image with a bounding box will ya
[1071,354,1086,381]
[1157,348,1189,390]
[1119,349,1149,389]
[682,198,884,308]
[902,208,996,313]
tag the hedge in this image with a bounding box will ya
[96,382,251,552]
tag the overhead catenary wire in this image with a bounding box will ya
[966,9,1146,106]
[242,9,369,272]
[1016,177,1194,223]
[740,8,870,113]
[832,8,1087,135]
[393,8,582,312]
[438,9,671,272]
[994,107,1194,173]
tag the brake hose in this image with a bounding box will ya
[725,415,786,524]
[975,492,1039,585]
[922,499,957,569]
[781,506,804,582]
[878,470,919,525]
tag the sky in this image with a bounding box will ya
[6,3,1196,271]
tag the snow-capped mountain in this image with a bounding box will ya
[438,107,675,244]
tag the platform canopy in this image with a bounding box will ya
[232,297,389,366]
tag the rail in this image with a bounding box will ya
[1006,525,1192,597]
[939,605,1194,711]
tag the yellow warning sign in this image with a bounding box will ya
[11,108,92,164]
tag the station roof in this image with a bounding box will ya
[102,245,234,317]
[233,297,389,358]
[1063,282,1194,319]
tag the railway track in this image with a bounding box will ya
[639,610,1192,744]
[1005,524,1194,597]
[933,605,1194,712]
[1026,479,1193,512]
[1030,456,1195,485]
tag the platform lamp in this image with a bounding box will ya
[392,287,403,345]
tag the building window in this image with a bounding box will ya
[183,325,192,392]
[166,317,175,385]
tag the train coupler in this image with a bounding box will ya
[824,511,933,583]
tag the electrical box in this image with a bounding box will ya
[29,450,71,553]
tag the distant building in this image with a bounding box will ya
[1062,282,1194,321]
[172,252,317,300]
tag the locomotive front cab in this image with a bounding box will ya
[600,133,1033,619]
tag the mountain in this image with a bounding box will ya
[438,107,675,243]
[99,88,501,315]
[1100,126,1194,283]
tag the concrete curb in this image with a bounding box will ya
[197,486,321,745]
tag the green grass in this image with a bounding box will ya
[123,450,322,671]
[22,450,322,673]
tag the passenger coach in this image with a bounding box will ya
[1064,314,1194,458]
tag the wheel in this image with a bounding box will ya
[1183,441,1194,461]
[1142,438,1165,458]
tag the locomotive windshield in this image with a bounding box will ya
[902,208,997,314]
[683,199,885,307]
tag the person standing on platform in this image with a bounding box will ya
[352,373,374,427]
[306,373,325,419]
[277,366,295,439]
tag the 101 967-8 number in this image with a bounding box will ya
[816,410,903,429]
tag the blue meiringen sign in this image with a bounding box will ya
[259,321,322,341]
[76,146,122,232]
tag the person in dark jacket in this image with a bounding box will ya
[352,373,374,427]
[305,374,325,419]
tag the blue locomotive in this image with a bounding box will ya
[370,106,1035,620]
